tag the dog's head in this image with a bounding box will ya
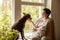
[23,13,32,20]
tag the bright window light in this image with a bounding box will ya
[0,0,2,6]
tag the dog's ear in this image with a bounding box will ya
[23,13,26,15]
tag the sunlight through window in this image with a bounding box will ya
[0,0,2,5]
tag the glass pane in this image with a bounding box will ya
[0,0,12,35]
[0,0,18,40]
[21,0,44,3]
[21,5,44,33]
[0,0,12,28]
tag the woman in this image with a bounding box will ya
[27,8,55,40]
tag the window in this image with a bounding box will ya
[0,0,12,29]
[14,0,47,33]
[19,0,46,33]
[0,0,47,39]
[0,0,15,39]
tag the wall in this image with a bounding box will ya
[46,0,60,40]
[51,0,60,40]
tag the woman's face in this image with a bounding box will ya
[42,11,48,18]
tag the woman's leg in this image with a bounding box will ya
[41,36,47,40]
[32,36,41,40]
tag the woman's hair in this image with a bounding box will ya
[43,8,51,16]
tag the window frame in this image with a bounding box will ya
[14,0,47,22]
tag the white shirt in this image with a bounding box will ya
[31,18,52,40]
[26,17,54,40]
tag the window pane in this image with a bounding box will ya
[21,0,44,3]
[0,0,12,29]
[21,5,44,33]
[0,0,18,40]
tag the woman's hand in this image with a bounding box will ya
[28,18,39,29]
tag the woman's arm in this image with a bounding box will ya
[28,19,39,30]
[30,20,39,30]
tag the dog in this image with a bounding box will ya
[12,13,32,40]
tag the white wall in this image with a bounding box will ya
[51,0,60,40]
